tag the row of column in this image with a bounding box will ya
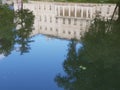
[55,5,93,19]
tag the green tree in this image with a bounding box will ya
[0,5,34,56]
[55,18,120,90]
[14,9,35,55]
[0,5,15,56]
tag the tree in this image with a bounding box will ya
[14,9,35,55]
[0,5,35,56]
[55,17,120,90]
[0,5,15,56]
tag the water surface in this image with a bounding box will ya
[0,35,70,90]
[0,1,120,90]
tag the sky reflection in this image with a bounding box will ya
[0,35,78,90]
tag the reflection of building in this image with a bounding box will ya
[14,1,117,40]
[1,0,13,4]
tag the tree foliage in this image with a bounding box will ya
[0,5,34,56]
[0,5,15,56]
[55,17,120,90]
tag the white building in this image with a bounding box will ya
[14,1,117,40]
[1,0,14,4]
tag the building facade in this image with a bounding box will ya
[14,1,117,40]
[1,0,14,4]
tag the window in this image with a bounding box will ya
[74,31,76,35]
[56,7,58,16]
[45,27,47,30]
[74,19,77,25]
[80,27,83,31]
[71,7,75,17]
[68,31,71,34]
[65,8,69,16]
[80,22,82,26]
[88,10,91,18]
[40,26,42,29]
[68,19,71,24]
[49,5,51,10]
[32,27,35,30]
[56,29,58,32]
[107,7,110,14]
[39,5,41,9]
[60,7,63,16]
[83,9,86,18]
[44,5,46,10]
[44,16,47,22]
[77,9,81,17]
[80,32,82,35]
[56,18,58,23]
[40,16,41,21]
[63,18,65,24]
[50,17,52,23]
[50,27,52,31]
[63,30,65,33]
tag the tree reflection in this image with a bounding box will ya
[15,9,34,55]
[0,5,15,56]
[55,18,120,89]
[0,5,34,56]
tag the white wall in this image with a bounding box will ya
[14,1,117,40]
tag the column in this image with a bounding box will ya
[90,8,93,19]
[58,6,60,16]
[55,5,57,16]
[81,7,83,18]
[63,6,65,16]
[69,5,71,17]
[86,8,88,18]
[75,5,77,18]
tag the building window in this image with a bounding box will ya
[68,31,71,34]
[49,5,51,10]
[83,9,86,18]
[80,32,84,36]
[80,28,83,31]
[40,26,42,30]
[56,29,58,32]
[80,32,82,35]
[56,18,58,23]
[44,5,46,10]
[44,16,47,22]
[50,27,52,31]
[65,8,69,16]
[32,27,35,30]
[107,7,110,14]
[88,10,91,18]
[74,19,77,25]
[71,7,75,17]
[50,17,52,23]
[45,27,47,30]
[56,7,58,16]
[40,16,41,21]
[68,19,71,24]
[63,30,65,33]
[80,22,82,27]
[63,18,65,24]
[60,7,63,16]
[74,31,76,35]
[77,9,81,17]
[39,5,41,9]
